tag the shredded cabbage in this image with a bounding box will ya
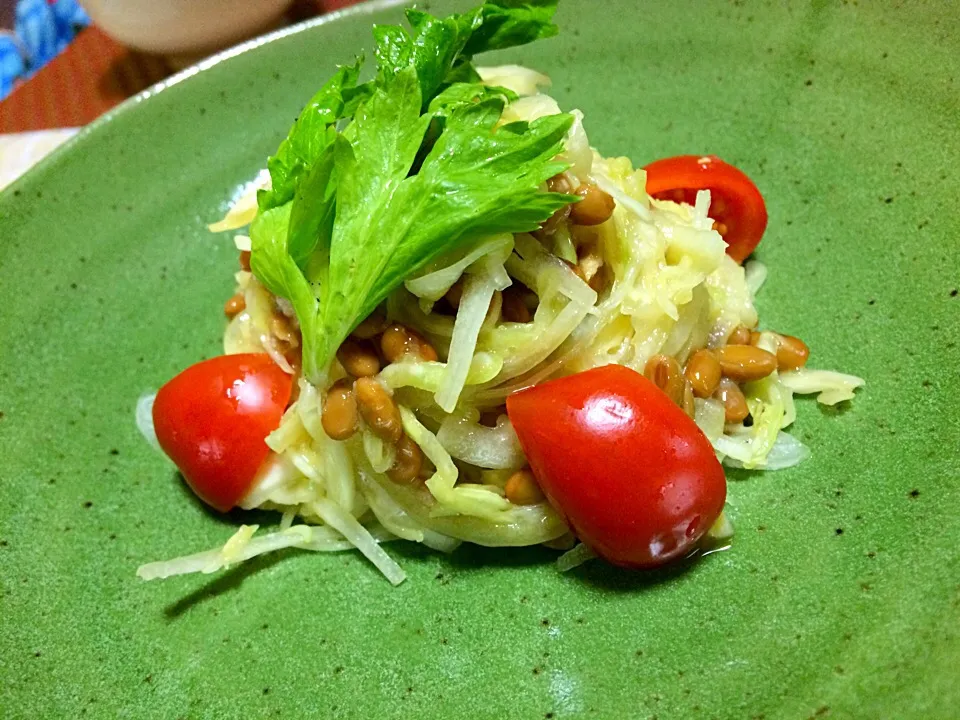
[365,472,567,547]
[557,543,596,572]
[561,110,592,180]
[477,64,551,97]
[136,523,391,581]
[238,452,302,509]
[723,431,811,471]
[363,430,396,474]
[436,243,513,411]
[207,170,270,232]
[356,471,461,553]
[715,372,785,469]
[694,397,726,443]
[135,392,160,451]
[706,511,734,540]
[744,260,767,297]
[307,498,406,585]
[404,234,513,302]
[380,353,502,393]
[140,65,863,585]
[437,408,526,470]
[780,368,866,405]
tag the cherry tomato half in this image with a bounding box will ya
[506,364,726,568]
[152,353,293,511]
[644,155,768,264]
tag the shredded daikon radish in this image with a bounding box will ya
[135,392,160,451]
[436,271,500,412]
[780,369,866,405]
[136,523,383,581]
[557,543,596,572]
[308,498,406,586]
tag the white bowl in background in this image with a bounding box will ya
[80,0,294,61]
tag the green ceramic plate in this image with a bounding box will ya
[2,1,958,717]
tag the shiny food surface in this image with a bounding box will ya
[507,365,726,568]
[0,1,958,718]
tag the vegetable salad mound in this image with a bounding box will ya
[137,0,863,585]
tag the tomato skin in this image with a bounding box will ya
[506,364,726,568]
[152,354,293,512]
[644,155,768,264]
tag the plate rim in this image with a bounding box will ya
[0,0,411,199]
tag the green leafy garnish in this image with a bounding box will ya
[427,82,519,115]
[257,60,363,211]
[250,1,574,383]
[462,0,560,55]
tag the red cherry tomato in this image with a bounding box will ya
[152,354,293,511]
[506,364,726,568]
[644,155,768,264]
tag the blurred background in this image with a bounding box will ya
[0,0,361,186]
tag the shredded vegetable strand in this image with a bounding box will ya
[139,55,864,585]
[437,408,526,469]
[404,233,512,301]
[557,543,596,572]
[436,270,499,412]
[137,524,352,581]
[399,405,517,520]
[308,498,406,586]
[356,471,461,553]
[381,353,503,393]
[780,368,866,405]
[135,392,160,451]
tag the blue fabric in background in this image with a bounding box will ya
[1,0,90,100]
[0,34,26,100]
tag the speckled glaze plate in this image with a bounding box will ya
[2,1,958,718]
